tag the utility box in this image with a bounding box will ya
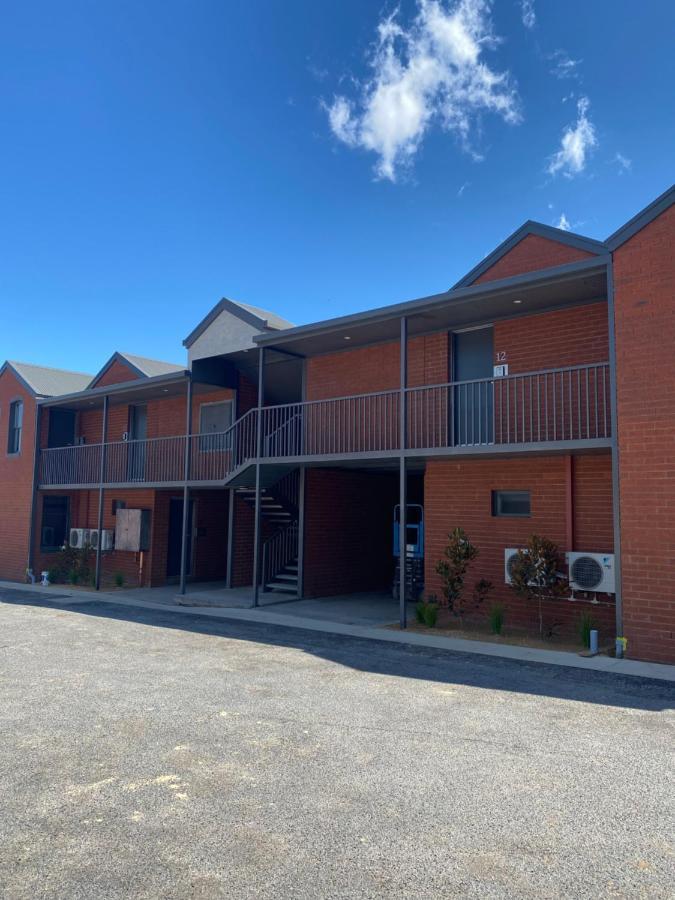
[114,509,151,552]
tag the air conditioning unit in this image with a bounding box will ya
[89,529,114,551]
[504,548,545,586]
[69,528,91,549]
[567,552,615,594]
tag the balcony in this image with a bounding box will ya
[38,363,611,489]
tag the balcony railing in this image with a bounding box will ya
[38,364,610,487]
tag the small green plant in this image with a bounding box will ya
[67,569,79,585]
[416,596,439,628]
[114,571,125,588]
[578,611,597,648]
[489,603,505,635]
[47,566,62,585]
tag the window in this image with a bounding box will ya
[199,401,233,451]
[492,490,531,517]
[41,496,70,550]
[112,499,126,516]
[7,399,23,454]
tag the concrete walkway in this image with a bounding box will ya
[2,579,674,683]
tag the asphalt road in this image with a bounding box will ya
[1,592,673,899]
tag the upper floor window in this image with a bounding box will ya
[7,399,23,454]
[492,490,531,517]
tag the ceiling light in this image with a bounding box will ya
[344,335,351,341]
[513,299,523,305]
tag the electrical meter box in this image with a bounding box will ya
[114,509,151,552]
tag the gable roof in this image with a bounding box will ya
[88,351,184,388]
[183,297,294,348]
[453,221,607,289]
[0,360,93,398]
[605,184,675,250]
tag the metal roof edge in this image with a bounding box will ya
[39,369,190,407]
[183,298,268,348]
[253,255,610,349]
[605,184,675,250]
[452,221,608,289]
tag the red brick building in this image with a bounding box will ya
[1,187,673,663]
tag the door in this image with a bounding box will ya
[452,327,494,445]
[47,409,76,447]
[166,497,194,579]
[127,404,148,481]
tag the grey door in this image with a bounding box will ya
[452,327,494,445]
[127,404,148,481]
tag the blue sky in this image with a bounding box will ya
[1,0,673,374]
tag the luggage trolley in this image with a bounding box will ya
[392,503,424,601]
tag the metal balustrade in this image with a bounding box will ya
[262,521,298,590]
[38,364,611,487]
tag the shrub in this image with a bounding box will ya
[415,596,439,628]
[489,603,505,635]
[509,535,569,637]
[67,569,79,585]
[578,611,597,648]
[47,566,62,585]
[435,528,478,615]
[114,572,125,588]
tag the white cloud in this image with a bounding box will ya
[520,1,535,29]
[547,96,597,178]
[457,180,470,196]
[549,50,582,80]
[325,0,520,181]
[555,212,571,231]
[613,152,632,174]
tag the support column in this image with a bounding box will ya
[297,466,306,599]
[399,316,408,629]
[179,374,194,595]
[26,404,43,580]
[225,488,235,588]
[94,395,109,590]
[607,262,623,645]
[252,347,265,607]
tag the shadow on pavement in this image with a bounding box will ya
[2,588,673,712]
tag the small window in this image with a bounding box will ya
[41,496,70,550]
[7,399,23,454]
[112,499,126,516]
[492,490,531,517]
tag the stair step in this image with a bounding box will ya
[265,581,298,593]
[275,573,298,582]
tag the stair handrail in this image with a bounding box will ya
[262,520,299,591]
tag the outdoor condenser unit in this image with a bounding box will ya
[89,529,114,551]
[504,548,542,586]
[566,552,615,594]
[69,528,91,549]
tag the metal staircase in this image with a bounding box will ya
[235,471,300,596]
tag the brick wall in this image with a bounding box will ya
[614,204,675,663]
[303,469,398,598]
[92,358,141,388]
[494,302,609,373]
[473,234,594,284]
[0,369,36,581]
[423,455,615,638]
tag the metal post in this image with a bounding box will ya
[225,488,235,588]
[179,375,194,595]
[94,395,109,590]
[606,262,623,642]
[399,316,408,629]
[252,347,265,607]
[297,466,306,599]
[26,403,43,580]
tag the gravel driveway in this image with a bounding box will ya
[1,593,673,899]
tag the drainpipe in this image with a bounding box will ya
[179,374,194,595]
[606,261,624,644]
[225,488,235,589]
[94,395,109,590]
[26,403,43,581]
[297,466,306,600]
[399,316,408,628]
[564,455,574,552]
[252,346,265,607]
